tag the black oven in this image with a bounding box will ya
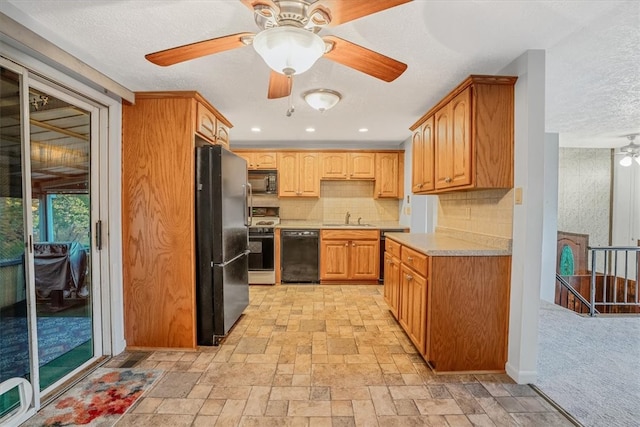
[248,227,275,284]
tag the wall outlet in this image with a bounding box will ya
[404,206,411,215]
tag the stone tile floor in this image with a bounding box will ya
[109,285,574,426]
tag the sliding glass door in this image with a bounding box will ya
[28,83,96,392]
[0,64,31,422]
[0,59,104,422]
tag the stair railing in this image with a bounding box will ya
[555,273,596,315]
[589,246,640,317]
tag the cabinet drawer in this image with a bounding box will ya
[385,238,402,258]
[401,246,428,275]
[322,229,379,240]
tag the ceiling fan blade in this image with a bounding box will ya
[322,36,407,82]
[268,71,291,99]
[315,0,412,27]
[240,0,279,14]
[146,32,254,66]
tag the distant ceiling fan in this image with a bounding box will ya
[145,0,411,99]
[616,134,640,167]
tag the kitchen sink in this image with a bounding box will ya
[322,223,376,227]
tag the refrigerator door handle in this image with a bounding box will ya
[244,183,253,227]
[216,249,251,268]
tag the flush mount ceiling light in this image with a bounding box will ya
[253,27,325,76]
[617,134,640,167]
[302,89,342,112]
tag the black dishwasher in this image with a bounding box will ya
[281,229,319,283]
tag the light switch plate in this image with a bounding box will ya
[514,187,523,205]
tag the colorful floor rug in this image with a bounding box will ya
[21,368,162,426]
[0,316,92,380]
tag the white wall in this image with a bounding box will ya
[612,159,640,279]
[500,50,547,384]
[401,136,437,233]
[540,133,559,303]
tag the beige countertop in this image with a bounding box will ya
[276,220,408,230]
[385,232,512,256]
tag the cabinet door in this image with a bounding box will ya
[421,117,435,191]
[217,122,230,148]
[350,239,379,280]
[434,103,452,189]
[255,152,277,169]
[321,153,348,179]
[320,240,350,280]
[237,152,254,169]
[383,252,401,319]
[375,152,399,198]
[298,152,320,197]
[349,152,376,179]
[450,87,472,187]
[411,127,424,193]
[400,265,427,354]
[277,152,298,197]
[196,102,217,143]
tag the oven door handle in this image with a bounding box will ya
[249,234,275,239]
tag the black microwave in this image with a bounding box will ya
[248,170,277,194]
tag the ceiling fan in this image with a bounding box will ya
[616,134,640,166]
[145,0,411,99]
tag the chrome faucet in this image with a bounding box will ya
[357,217,362,225]
[345,211,351,225]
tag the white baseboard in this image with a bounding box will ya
[506,362,538,384]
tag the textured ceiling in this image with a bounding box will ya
[1,0,638,149]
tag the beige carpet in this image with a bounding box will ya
[536,300,640,427]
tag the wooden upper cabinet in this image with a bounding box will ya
[320,152,348,178]
[235,151,277,170]
[412,117,434,193]
[196,101,217,143]
[255,152,277,169]
[411,75,516,194]
[375,152,403,199]
[217,122,230,148]
[277,152,319,197]
[447,87,472,189]
[320,152,375,180]
[349,152,375,179]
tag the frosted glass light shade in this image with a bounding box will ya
[303,89,341,112]
[619,155,633,167]
[253,27,325,75]
[635,156,640,165]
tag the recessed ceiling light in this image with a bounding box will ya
[305,127,316,132]
[358,128,369,133]
[251,127,261,132]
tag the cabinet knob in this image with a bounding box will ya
[256,163,260,167]
[419,184,423,188]
[352,242,356,247]
[445,177,452,183]
[378,192,382,196]
[406,274,413,281]
[407,256,413,262]
[345,243,349,247]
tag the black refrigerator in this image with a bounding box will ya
[195,144,250,345]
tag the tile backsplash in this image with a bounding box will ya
[437,189,514,239]
[279,181,400,222]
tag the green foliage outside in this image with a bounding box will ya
[0,194,89,260]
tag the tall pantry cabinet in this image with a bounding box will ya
[122,91,233,349]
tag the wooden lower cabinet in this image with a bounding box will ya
[385,237,511,373]
[383,252,401,319]
[320,229,379,282]
[398,263,427,354]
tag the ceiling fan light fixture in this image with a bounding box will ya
[303,89,341,112]
[619,155,633,167]
[253,26,325,76]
